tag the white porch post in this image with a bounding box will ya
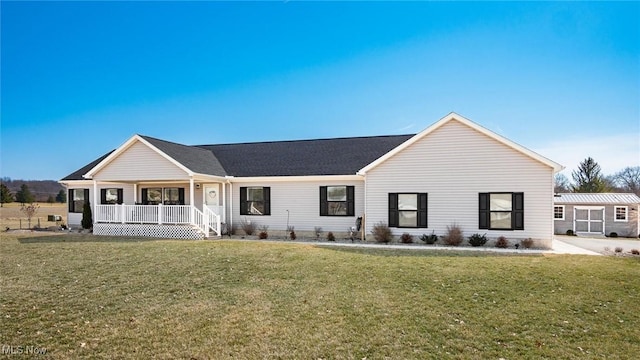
[222,181,227,223]
[133,184,137,204]
[190,178,195,224]
[93,180,98,225]
[229,181,233,230]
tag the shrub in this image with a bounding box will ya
[420,232,438,245]
[608,232,618,238]
[566,229,574,236]
[258,231,268,239]
[314,226,323,239]
[400,233,413,244]
[442,224,463,246]
[495,236,509,248]
[371,222,393,243]
[468,233,487,247]
[81,201,92,230]
[327,232,335,242]
[631,249,640,255]
[240,218,256,236]
[520,238,534,249]
[614,247,623,253]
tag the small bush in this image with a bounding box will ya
[400,233,413,244]
[289,230,297,241]
[258,231,268,239]
[240,218,256,235]
[371,222,393,243]
[327,232,335,242]
[420,232,438,245]
[520,238,534,249]
[566,229,574,236]
[314,226,323,239]
[608,232,618,238]
[442,224,463,246]
[631,249,640,255]
[495,236,509,248]
[614,247,623,253]
[468,233,487,247]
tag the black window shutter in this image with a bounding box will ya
[319,186,328,216]
[263,187,271,215]
[479,193,489,229]
[117,189,124,204]
[239,187,248,215]
[84,189,90,209]
[418,193,428,228]
[347,186,355,216]
[388,193,398,227]
[512,192,524,230]
[100,189,107,204]
[141,189,148,205]
[178,188,185,205]
[68,189,74,212]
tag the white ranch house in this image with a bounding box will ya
[60,113,563,247]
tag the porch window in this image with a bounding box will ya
[69,189,89,213]
[101,188,123,205]
[614,206,628,222]
[142,188,185,205]
[320,186,355,216]
[479,192,524,230]
[554,205,564,220]
[240,187,271,216]
[388,193,428,228]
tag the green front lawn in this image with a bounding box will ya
[1,234,638,359]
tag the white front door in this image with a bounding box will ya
[204,184,220,215]
[574,206,605,234]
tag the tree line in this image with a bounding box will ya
[555,157,640,195]
[1,182,66,207]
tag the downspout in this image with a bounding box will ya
[228,179,233,231]
[222,180,227,224]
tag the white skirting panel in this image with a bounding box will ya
[93,223,204,240]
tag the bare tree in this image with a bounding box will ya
[554,173,570,193]
[612,166,640,195]
[20,203,40,229]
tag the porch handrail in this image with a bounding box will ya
[95,204,221,238]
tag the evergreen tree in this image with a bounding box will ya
[56,189,67,203]
[15,184,36,204]
[47,195,55,204]
[0,183,13,207]
[81,200,93,229]
[571,157,609,193]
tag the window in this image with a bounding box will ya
[100,188,123,205]
[141,188,184,205]
[69,189,89,213]
[320,186,355,216]
[240,187,270,215]
[479,192,524,230]
[388,193,428,228]
[614,206,628,222]
[554,205,565,220]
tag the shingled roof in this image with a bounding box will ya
[61,134,413,180]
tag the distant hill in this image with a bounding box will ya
[1,178,64,202]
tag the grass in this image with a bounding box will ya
[1,234,639,359]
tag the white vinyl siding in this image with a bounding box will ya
[230,180,363,232]
[66,183,136,227]
[93,141,189,181]
[365,119,554,242]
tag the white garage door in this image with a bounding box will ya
[574,207,605,234]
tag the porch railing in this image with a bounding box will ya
[95,204,220,236]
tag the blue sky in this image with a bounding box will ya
[1,1,638,180]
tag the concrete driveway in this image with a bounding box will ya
[555,235,640,255]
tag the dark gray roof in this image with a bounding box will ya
[198,135,413,177]
[61,134,413,180]
[140,135,227,177]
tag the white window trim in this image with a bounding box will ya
[554,205,565,221]
[614,206,628,222]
